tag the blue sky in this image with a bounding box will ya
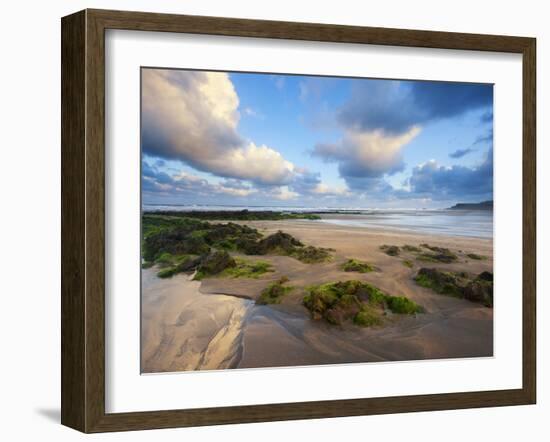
[141,68,493,208]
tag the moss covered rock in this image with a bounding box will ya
[196,250,236,278]
[414,268,467,297]
[303,280,423,327]
[417,244,458,263]
[292,245,332,263]
[342,259,376,273]
[258,231,303,253]
[464,278,493,307]
[415,268,493,307]
[257,277,293,305]
[466,253,486,260]
[380,245,400,256]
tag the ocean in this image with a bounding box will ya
[143,204,493,239]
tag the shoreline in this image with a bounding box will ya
[141,220,493,373]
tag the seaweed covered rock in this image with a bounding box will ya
[202,222,261,246]
[292,245,332,263]
[466,253,486,260]
[221,259,273,279]
[257,277,292,305]
[143,227,211,261]
[234,236,262,255]
[464,277,493,307]
[478,271,493,282]
[380,245,400,256]
[142,216,262,261]
[415,268,493,307]
[257,231,303,254]
[155,255,203,279]
[196,250,236,278]
[303,280,423,327]
[142,214,331,265]
[414,268,467,297]
[417,244,458,263]
[402,245,422,253]
[342,258,376,273]
[237,230,331,263]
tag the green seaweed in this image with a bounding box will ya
[303,280,423,327]
[416,244,458,263]
[342,259,376,273]
[466,253,487,260]
[157,267,179,279]
[402,245,422,253]
[414,268,493,307]
[194,250,236,280]
[142,215,332,265]
[380,245,400,256]
[353,309,383,327]
[220,259,273,279]
[386,296,424,314]
[257,277,293,305]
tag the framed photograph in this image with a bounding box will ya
[61,9,536,433]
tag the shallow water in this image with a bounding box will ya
[143,204,493,239]
[318,210,493,239]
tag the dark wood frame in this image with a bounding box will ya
[61,8,536,433]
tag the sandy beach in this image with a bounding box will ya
[141,217,493,373]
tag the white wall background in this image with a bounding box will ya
[0,0,546,440]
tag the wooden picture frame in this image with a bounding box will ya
[61,8,536,433]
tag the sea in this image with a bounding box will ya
[143,204,493,239]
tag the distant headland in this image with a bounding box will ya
[449,200,493,210]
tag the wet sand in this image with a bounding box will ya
[141,219,493,373]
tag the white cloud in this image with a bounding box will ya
[312,183,349,196]
[271,186,299,201]
[142,69,296,186]
[313,126,421,182]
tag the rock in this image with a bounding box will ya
[292,245,331,263]
[325,305,356,325]
[175,256,202,272]
[477,271,493,282]
[380,245,400,256]
[464,278,493,307]
[258,231,303,253]
[180,236,211,255]
[417,245,458,263]
[198,250,236,276]
[415,268,493,307]
[415,268,466,296]
[235,236,262,254]
[303,280,422,327]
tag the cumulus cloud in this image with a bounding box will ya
[338,80,493,135]
[312,126,420,188]
[270,186,299,201]
[289,170,349,197]
[142,159,256,200]
[309,78,492,196]
[142,69,296,186]
[408,148,493,199]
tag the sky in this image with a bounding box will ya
[141,68,493,209]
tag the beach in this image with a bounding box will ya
[141,216,493,373]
